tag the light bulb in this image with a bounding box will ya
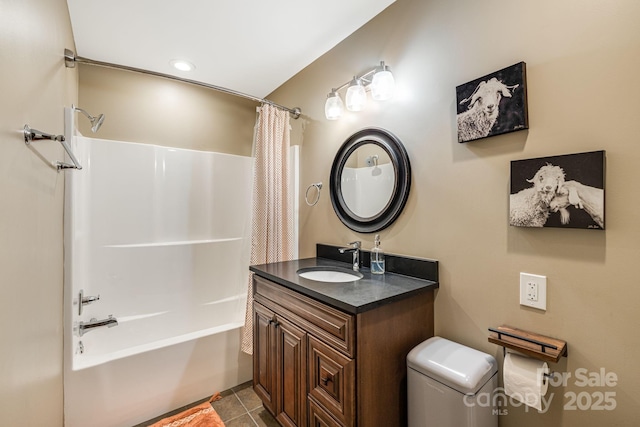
[345,77,366,112]
[371,63,395,101]
[170,59,195,72]
[325,91,344,120]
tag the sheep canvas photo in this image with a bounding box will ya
[456,62,528,143]
[509,151,605,230]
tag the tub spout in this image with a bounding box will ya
[78,315,118,337]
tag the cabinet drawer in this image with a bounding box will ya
[309,398,344,427]
[254,276,355,357]
[308,336,355,427]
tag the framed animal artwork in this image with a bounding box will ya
[456,62,528,143]
[509,151,606,230]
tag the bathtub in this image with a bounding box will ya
[63,136,254,427]
[64,321,252,427]
[71,289,246,371]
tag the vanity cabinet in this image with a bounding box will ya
[252,274,434,427]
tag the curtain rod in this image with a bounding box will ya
[64,49,301,119]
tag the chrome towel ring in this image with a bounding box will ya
[305,182,322,206]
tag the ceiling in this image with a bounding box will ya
[66,0,396,99]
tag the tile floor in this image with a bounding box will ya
[137,381,279,427]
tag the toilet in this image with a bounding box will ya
[407,336,499,427]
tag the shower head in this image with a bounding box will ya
[91,113,106,133]
[73,105,105,133]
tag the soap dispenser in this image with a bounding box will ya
[370,234,385,274]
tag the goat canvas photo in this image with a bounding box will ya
[456,62,528,143]
[509,151,605,230]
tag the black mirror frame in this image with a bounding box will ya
[329,127,411,233]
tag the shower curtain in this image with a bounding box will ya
[241,104,295,354]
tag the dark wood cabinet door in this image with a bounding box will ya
[253,302,277,415]
[309,398,343,427]
[308,336,355,427]
[275,316,308,427]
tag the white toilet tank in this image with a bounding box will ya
[407,336,498,427]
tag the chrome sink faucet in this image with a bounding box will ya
[338,241,361,272]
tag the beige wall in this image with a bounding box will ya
[78,65,257,155]
[0,0,77,425]
[270,0,640,425]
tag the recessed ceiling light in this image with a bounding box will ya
[170,59,195,72]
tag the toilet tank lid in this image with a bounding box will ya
[407,336,497,394]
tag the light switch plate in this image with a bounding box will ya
[520,273,547,310]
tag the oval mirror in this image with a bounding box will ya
[330,128,411,233]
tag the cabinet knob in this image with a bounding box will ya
[321,375,333,385]
[269,315,280,327]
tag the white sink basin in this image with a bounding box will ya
[297,267,363,283]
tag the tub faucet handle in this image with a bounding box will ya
[78,289,101,316]
[82,294,101,304]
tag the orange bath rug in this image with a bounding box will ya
[148,393,225,427]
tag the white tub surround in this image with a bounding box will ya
[64,137,253,427]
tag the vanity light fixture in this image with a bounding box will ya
[345,76,367,112]
[325,89,344,120]
[170,59,195,72]
[324,61,395,120]
[370,62,395,101]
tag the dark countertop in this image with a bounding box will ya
[250,257,439,314]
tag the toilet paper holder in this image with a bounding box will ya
[488,325,567,364]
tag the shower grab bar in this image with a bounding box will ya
[23,124,83,171]
[57,138,83,170]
